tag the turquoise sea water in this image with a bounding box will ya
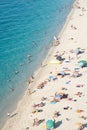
[0,0,74,128]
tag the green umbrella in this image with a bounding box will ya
[78,60,86,67]
[46,120,54,129]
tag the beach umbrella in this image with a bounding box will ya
[46,120,54,129]
[74,48,80,55]
[56,56,62,61]
[55,94,62,99]
[60,71,65,75]
[78,60,86,67]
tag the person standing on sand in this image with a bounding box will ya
[53,35,60,46]
[27,89,31,95]
[33,118,40,126]
[27,75,34,85]
[7,112,11,117]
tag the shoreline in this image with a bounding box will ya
[27,0,76,96]
[1,0,75,129]
[2,0,87,129]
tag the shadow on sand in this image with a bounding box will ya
[83,123,87,129]
[54,120,62,129]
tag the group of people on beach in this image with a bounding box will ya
[26,44,87,130]
[5,1,87,130]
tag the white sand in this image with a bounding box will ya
[2,0,87,130]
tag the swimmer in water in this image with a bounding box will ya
[27,54,31,62]
[7,79,11,82]
[20,63,24,66]
[10,87,14,92]
[27,54,31,58]
[15,71,19,75]
[32,41,37,46]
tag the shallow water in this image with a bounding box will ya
[0,0,74,128]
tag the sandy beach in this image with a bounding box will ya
[2,0,87,130]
